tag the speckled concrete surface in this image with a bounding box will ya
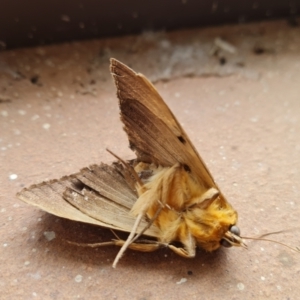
[1,20,300,299]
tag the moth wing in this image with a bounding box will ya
[111,58,218,190]
[17,162,159,237]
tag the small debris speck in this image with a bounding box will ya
[75,275,83,283]
[261,276,265,281]
[43,123,51,130]
[31,114,40,121]
[18,110,26,115]
[43,231,56,241]
[176,278,187,284]
[237,282,245,290]
[9,174,18,180]
[32,292,37,297]
[1,110,8,117]
[14,129,21,135]
[24,261,30,266]
[3,243,8,247]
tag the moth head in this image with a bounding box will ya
[220,225,247,249]
[185,193,245,251]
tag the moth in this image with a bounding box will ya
[17,58,246,268]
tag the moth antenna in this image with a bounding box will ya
[106,148,144,187]
[241,228,300,253]
[112,212,144,268]
[241,236,300,253]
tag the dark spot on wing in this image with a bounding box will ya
[183,164,191,172]
[178,136,186,144]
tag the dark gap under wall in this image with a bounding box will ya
[1,0,299,50]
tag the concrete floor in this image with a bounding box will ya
[1,19,300,299]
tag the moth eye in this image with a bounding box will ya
[220,239,232,248]
[178,136,186,144]
[230,225,240,236]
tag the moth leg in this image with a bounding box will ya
[67,240,118,248]
[112,212,145,268]
[113,198,165,267]
[67,239,165,253]
[168,232,196,258]
[106,148,144,188]
[114,239,166,252]
[168,245,196,258]
[131,201,164,243]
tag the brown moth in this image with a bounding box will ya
[17,58,246,268]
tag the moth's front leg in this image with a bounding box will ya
[168,232,196,258]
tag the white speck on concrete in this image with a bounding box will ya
[9,174,18,180]
[250,116,259,122]
[3,243,8,247]
[214,37,236,54]
[43,231,56,241]
[277,285,281,291]
[174,92,181,98]
[37,217,42,222]
[18,110,26,115]
[43,123,50,130]
[176,278,187,284]
[260,247,264,251]
[32,248,37,252]
[13,129,21,135]
[31,114,40,121]
[75,275,83,283]
[1,110,8,117]
[1,147,7,151]
[237,282,245,290]
[24,261,30,266]
[261,276,265,281]
[32,292,37,297]
[1,208,6,213]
